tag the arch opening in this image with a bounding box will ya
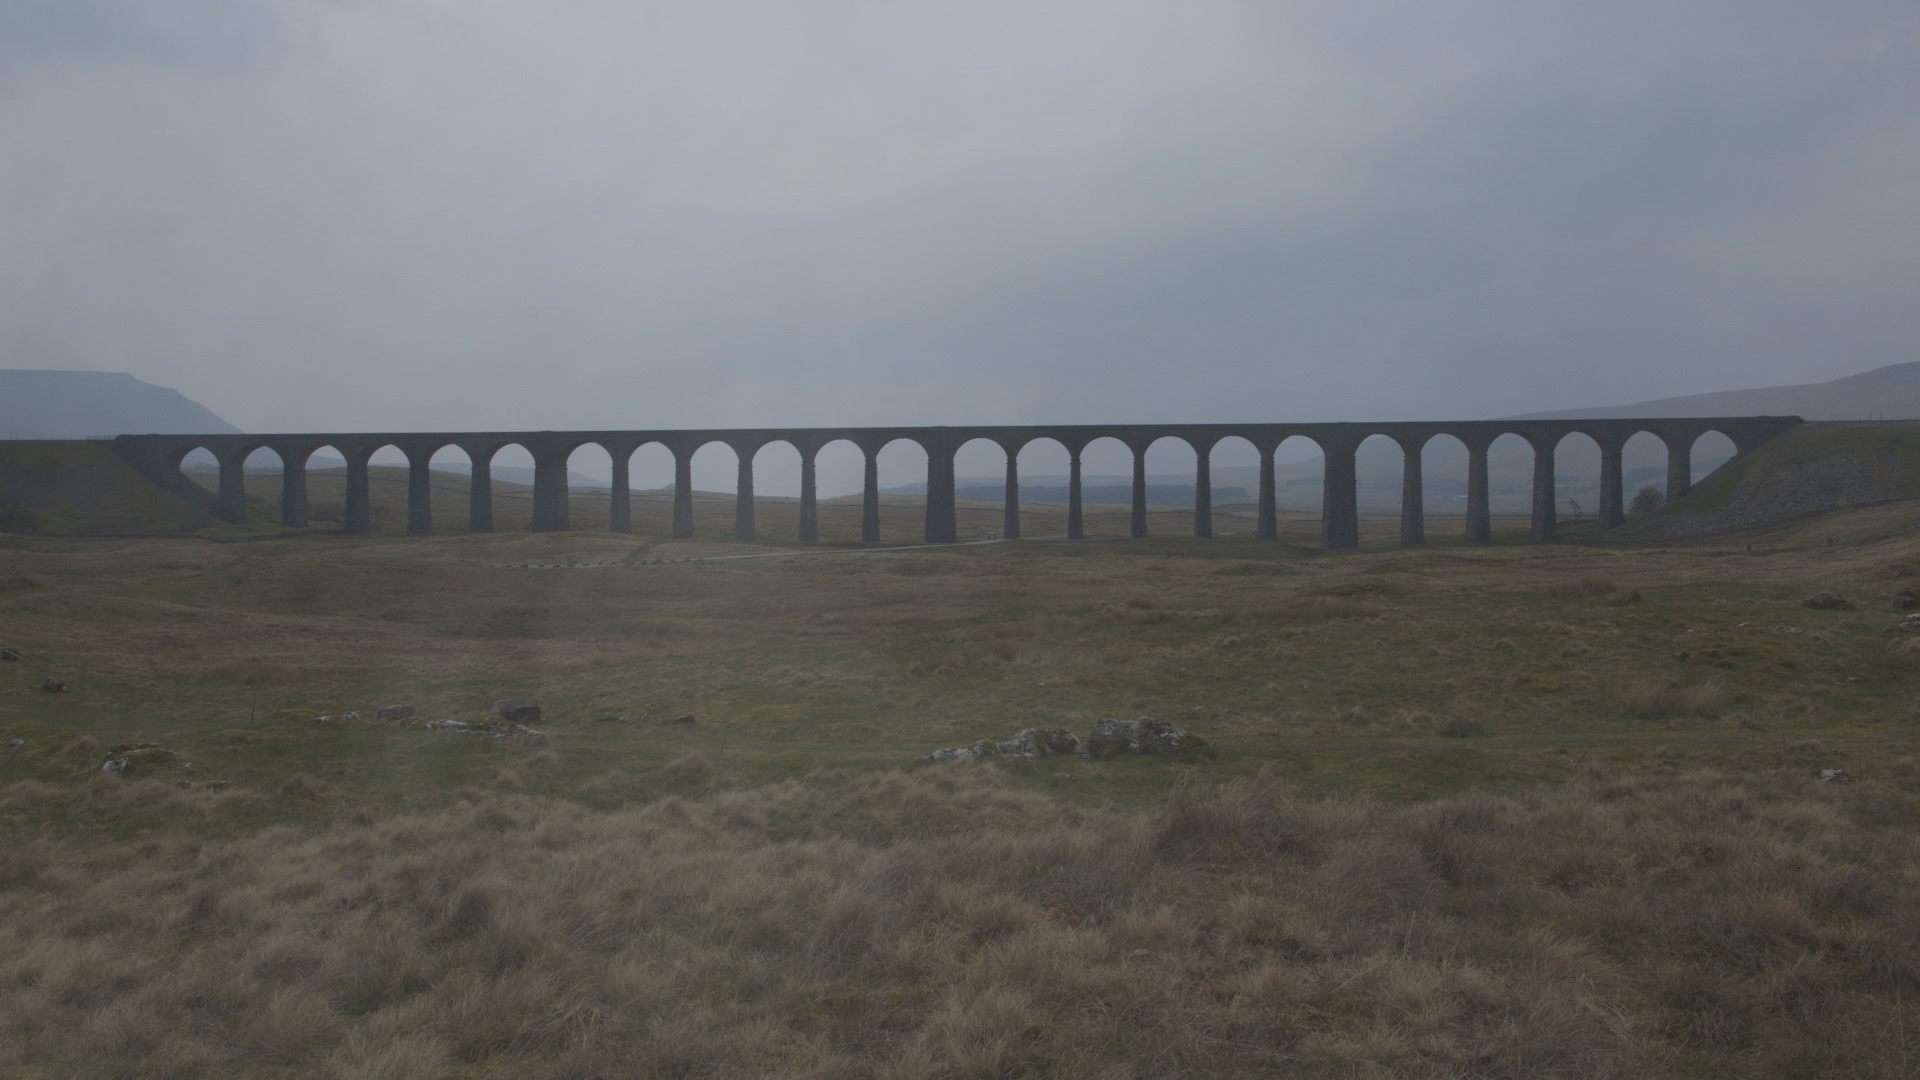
[1621,431,1672,513]
[812,439,870,543]
[624,442,676,537]
[564,443,615,533]
[1012,437,1074,540]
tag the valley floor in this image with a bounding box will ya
[4,503,1920,1077]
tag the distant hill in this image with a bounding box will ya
[1509,361,1920,421]
[0,370,242,439]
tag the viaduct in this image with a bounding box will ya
[112,416,1803,548]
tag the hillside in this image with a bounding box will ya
[1607,421,1920,539]
[0,440,213,534]
[0,370,242,440]
[1511,360,1920,421]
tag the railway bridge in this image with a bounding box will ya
[112,415,1802,547]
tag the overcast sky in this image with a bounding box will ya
[3,1,1918,487]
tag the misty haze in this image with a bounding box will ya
[4,3,1920,1078]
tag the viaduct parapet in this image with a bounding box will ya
[112,416,1804,547]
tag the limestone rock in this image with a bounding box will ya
[925,718,1210,764]
[653,713,696,725]
[995,728,1087,758]
[594,712,631,723]
[1901,612,1920,629]
[314,711,362,725]
[488,699,542,724]
[1088,717,1213,759]
[376,704,414,722]
[922,739,1001,763]
[100,744,182,778]
[1802,592,1851,610]
[427,718,548,747]
[41,677,65,692]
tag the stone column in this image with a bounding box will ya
[406,451,432,535]
[1067,450,1084,540]
[1130,445,1148,539]
[1320,440,1359,548]
[1193,443,1213,538]
[280,448,309,528]
[671,450,694,538]
[1530,438,1557,541]
[1465,443,1490,542]
[1598,439,1624,527]
[733,446,756,541]
[1398,436,1425,546]
[1665,435,1693,502]
[1257,445,1277,541]
[798,450,819,543]
[531,449,570,532]
[216,451,247,524]
[924,450,957,543]
[1002,451,1021,540]
[609,452,631,534]
[861,451,880,542]
[469,451,494,533]
[345,452,372,533]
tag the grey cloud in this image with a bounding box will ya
[1,0,1916,471]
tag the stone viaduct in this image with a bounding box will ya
[112,416,1802,548]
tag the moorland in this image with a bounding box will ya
[4,493,1920,1078]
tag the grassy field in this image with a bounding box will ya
[4,503,1920,1077]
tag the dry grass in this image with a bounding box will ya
[3,765,1919,1077]
[1620,679,1727,720]
[8,501,1920,1074]
[205,659,306,685]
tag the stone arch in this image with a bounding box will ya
[807,437,871,542]
[471,441,537,532]
[561,441,615,533]
[346,442,411,533]
[1686,428,1740,489]
[1417,432,1473,539]
[1007,434,1077,539]
[1206,435,1260,539]
[950,435,1014,540]
[233,444,286,526]
[672,438,744,540]
[1544,429,1606,535]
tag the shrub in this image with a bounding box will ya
[1630,485,1665,513]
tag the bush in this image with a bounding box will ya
[1630,485,1665,513]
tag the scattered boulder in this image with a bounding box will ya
[1817,768,1857,783]
[314,711,362,725]
[654,713,696,725]
[376,704,415,722]
[1088,717,1213,759]
[594,712,632,723]
[996,727,1086,758]
[922,719,1207,764]
[100,743,185,778]
[1803,592,1851,610]
[427,719,549,747]
[41,677,65,692]
[922,739,1003,763]
[488,699,542,724]
[0,647,22,661]
[1898,613,1920,630]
